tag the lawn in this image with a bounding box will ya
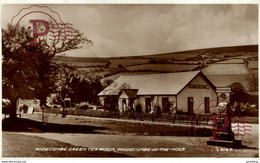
[2,132,128,157]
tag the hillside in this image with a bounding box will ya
[55,44,258,61]
[54,44,258,78]
[54,44,258,92]
[126,44,258,60]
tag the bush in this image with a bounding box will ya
[2,99,11,114]
[76,102,91,110]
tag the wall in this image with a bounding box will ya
[99,96,105,107]
[177,74,217,114]
[17,99,41,113]
[134,95,176,113]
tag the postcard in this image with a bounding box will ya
[1,2,258,161]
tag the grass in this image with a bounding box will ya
[232,116,258,124]
[56,61,107,67]
[109,58,149,68]
[136,45,258,60]
[56,45,257,69]
[2,132,128,157]
[2,116,108,133]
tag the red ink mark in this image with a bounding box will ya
[187,99,252,157]
[30,19,50,46]
[8,5,74,64]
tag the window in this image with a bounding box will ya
[162,97,169,113]
[188,97,193,113]
[204,97,210,113]
[145,98,151,112]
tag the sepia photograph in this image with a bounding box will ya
[1,3,258,158]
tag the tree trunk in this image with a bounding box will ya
[40,97,47,107]
[9,99,18,119]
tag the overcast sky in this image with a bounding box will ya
[1,4,258,57]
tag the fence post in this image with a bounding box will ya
[172,113,176,124]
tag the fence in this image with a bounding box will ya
[44,108,211,125]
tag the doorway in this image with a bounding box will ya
[188,97,193,113]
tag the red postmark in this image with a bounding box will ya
[8,5,75,63]
[187,99,253,157]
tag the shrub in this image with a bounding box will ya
[2,99,11,114]
[76,102,91,110]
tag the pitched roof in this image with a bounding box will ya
[119,89,138,98]
[206,74,251,91]
[202,64,249,75]
[98,71,203,96]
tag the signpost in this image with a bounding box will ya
[207,87,242,148]
[62,98,71,118]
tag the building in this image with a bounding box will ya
[202,62,251,91]
[98,71,218,114]
[202,61,258,104]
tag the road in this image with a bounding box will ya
[11,129,258,157]
[4,114,258,157]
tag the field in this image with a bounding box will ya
[55,45,258,69]
[56,61,107,67]
[126,64,198,72]
[101,72,161,82]
[135,45,258,60]
[216,59,244,64]
[53,45,258,81]
[77,67,103,72]
[109,58,149,68]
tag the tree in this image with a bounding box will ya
[101,79,114,88]
[231,82,245,93]
[248,74,258,91]
[230,82,246,104]
[54,65,104,106]
[104,61,111,68]
[2,23,92,118]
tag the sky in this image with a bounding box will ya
[1,4,258,57]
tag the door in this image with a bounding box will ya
[122,99,126,112]
[145,98,151,112]
[104,97,108,109]
[162,97,169,113]
[188,97,193,113]
[204,97,210,113]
